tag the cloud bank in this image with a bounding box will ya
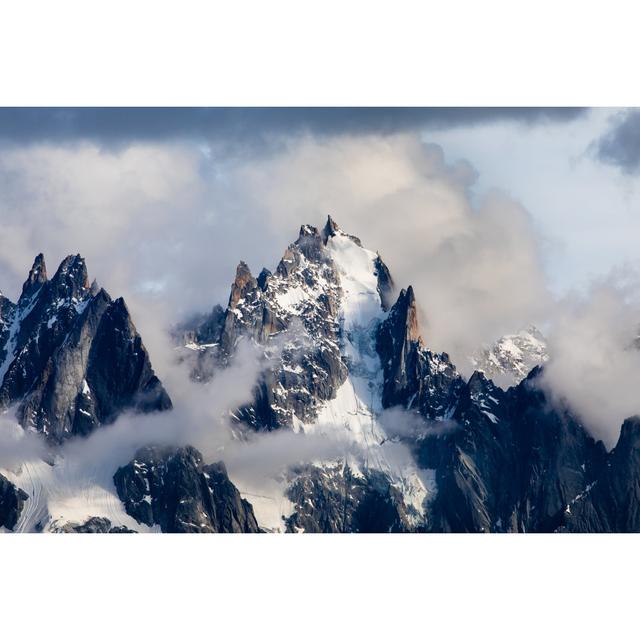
[541,271,640,448]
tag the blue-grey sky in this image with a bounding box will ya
[426,108,640,295]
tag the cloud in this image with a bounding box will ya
[541,270,640,449]
[0,133,553,377]
[229,134,551,366]
[378,406,458,440]
[595,108,640,174]
[0,107,587,148]
[0,412,48,471]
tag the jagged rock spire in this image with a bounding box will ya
[257,268,272,291]
[21,253,48,300]
[1,252,171,442]
[389,286,422,344]
[322,215,340,243]
[50,254,90,295]
[228,261,257,309]
[374,253,395,312]
[321,214,363,247]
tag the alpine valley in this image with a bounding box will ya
[0,216,638,533]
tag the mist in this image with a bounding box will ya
[541,271,640,449]
[0,134,551,373]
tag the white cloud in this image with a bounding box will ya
[541,271,640,448]
[229,134,551,366]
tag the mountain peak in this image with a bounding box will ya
[395,286,421,344]
[321,214,363,247]
[228,261,257,309]
[470,325,549,388]
[322,214,340,243]
[50,254,90,297]
[20,253,48,300]
[298,224,320,239]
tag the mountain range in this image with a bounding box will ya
[0,216,638,532]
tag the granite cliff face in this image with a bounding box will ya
[114,446,259,533]
[0,254,171,442]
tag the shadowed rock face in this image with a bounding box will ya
[376,286,464,420]
[0,473,28,530]
[415,369,607,532]
[285,465,417,533]
[563,417,640,532]
[0,254,171,442]
[114,446,259,533]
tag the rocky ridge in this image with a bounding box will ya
[181,216,640,533]
[114,445,260,533]
[0,254,172,442]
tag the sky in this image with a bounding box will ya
[0,107,639,444]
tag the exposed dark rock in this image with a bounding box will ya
[286,464,416,533]
[564,417,640,532]
[20,253,47,299]
[184,222,348,431]
[0,292,16,366]
[321,214,362,247]
[376,286,464,419]
[0,254,171,442]
[374,254,395,312]
[415,368,607,532]
[375,283,612,533]
[114,445,260,533]
[0,473,28,530]
[257,268,272,291]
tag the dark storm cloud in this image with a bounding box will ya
[0,107,587,147]
[596,108,640,174]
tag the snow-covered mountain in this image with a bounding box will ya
[470,326,549,388]
[178,216,640,533]
[2,216,640,533]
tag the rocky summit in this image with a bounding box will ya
[0,254,172,442]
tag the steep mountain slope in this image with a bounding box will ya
[182,216,640,533]
[0,254,171,442]
[181,217,432,531]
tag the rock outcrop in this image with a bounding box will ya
[0,254,171,442]
[114,446,259,533]
[0,473,28,530]
[286,464,418,533]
